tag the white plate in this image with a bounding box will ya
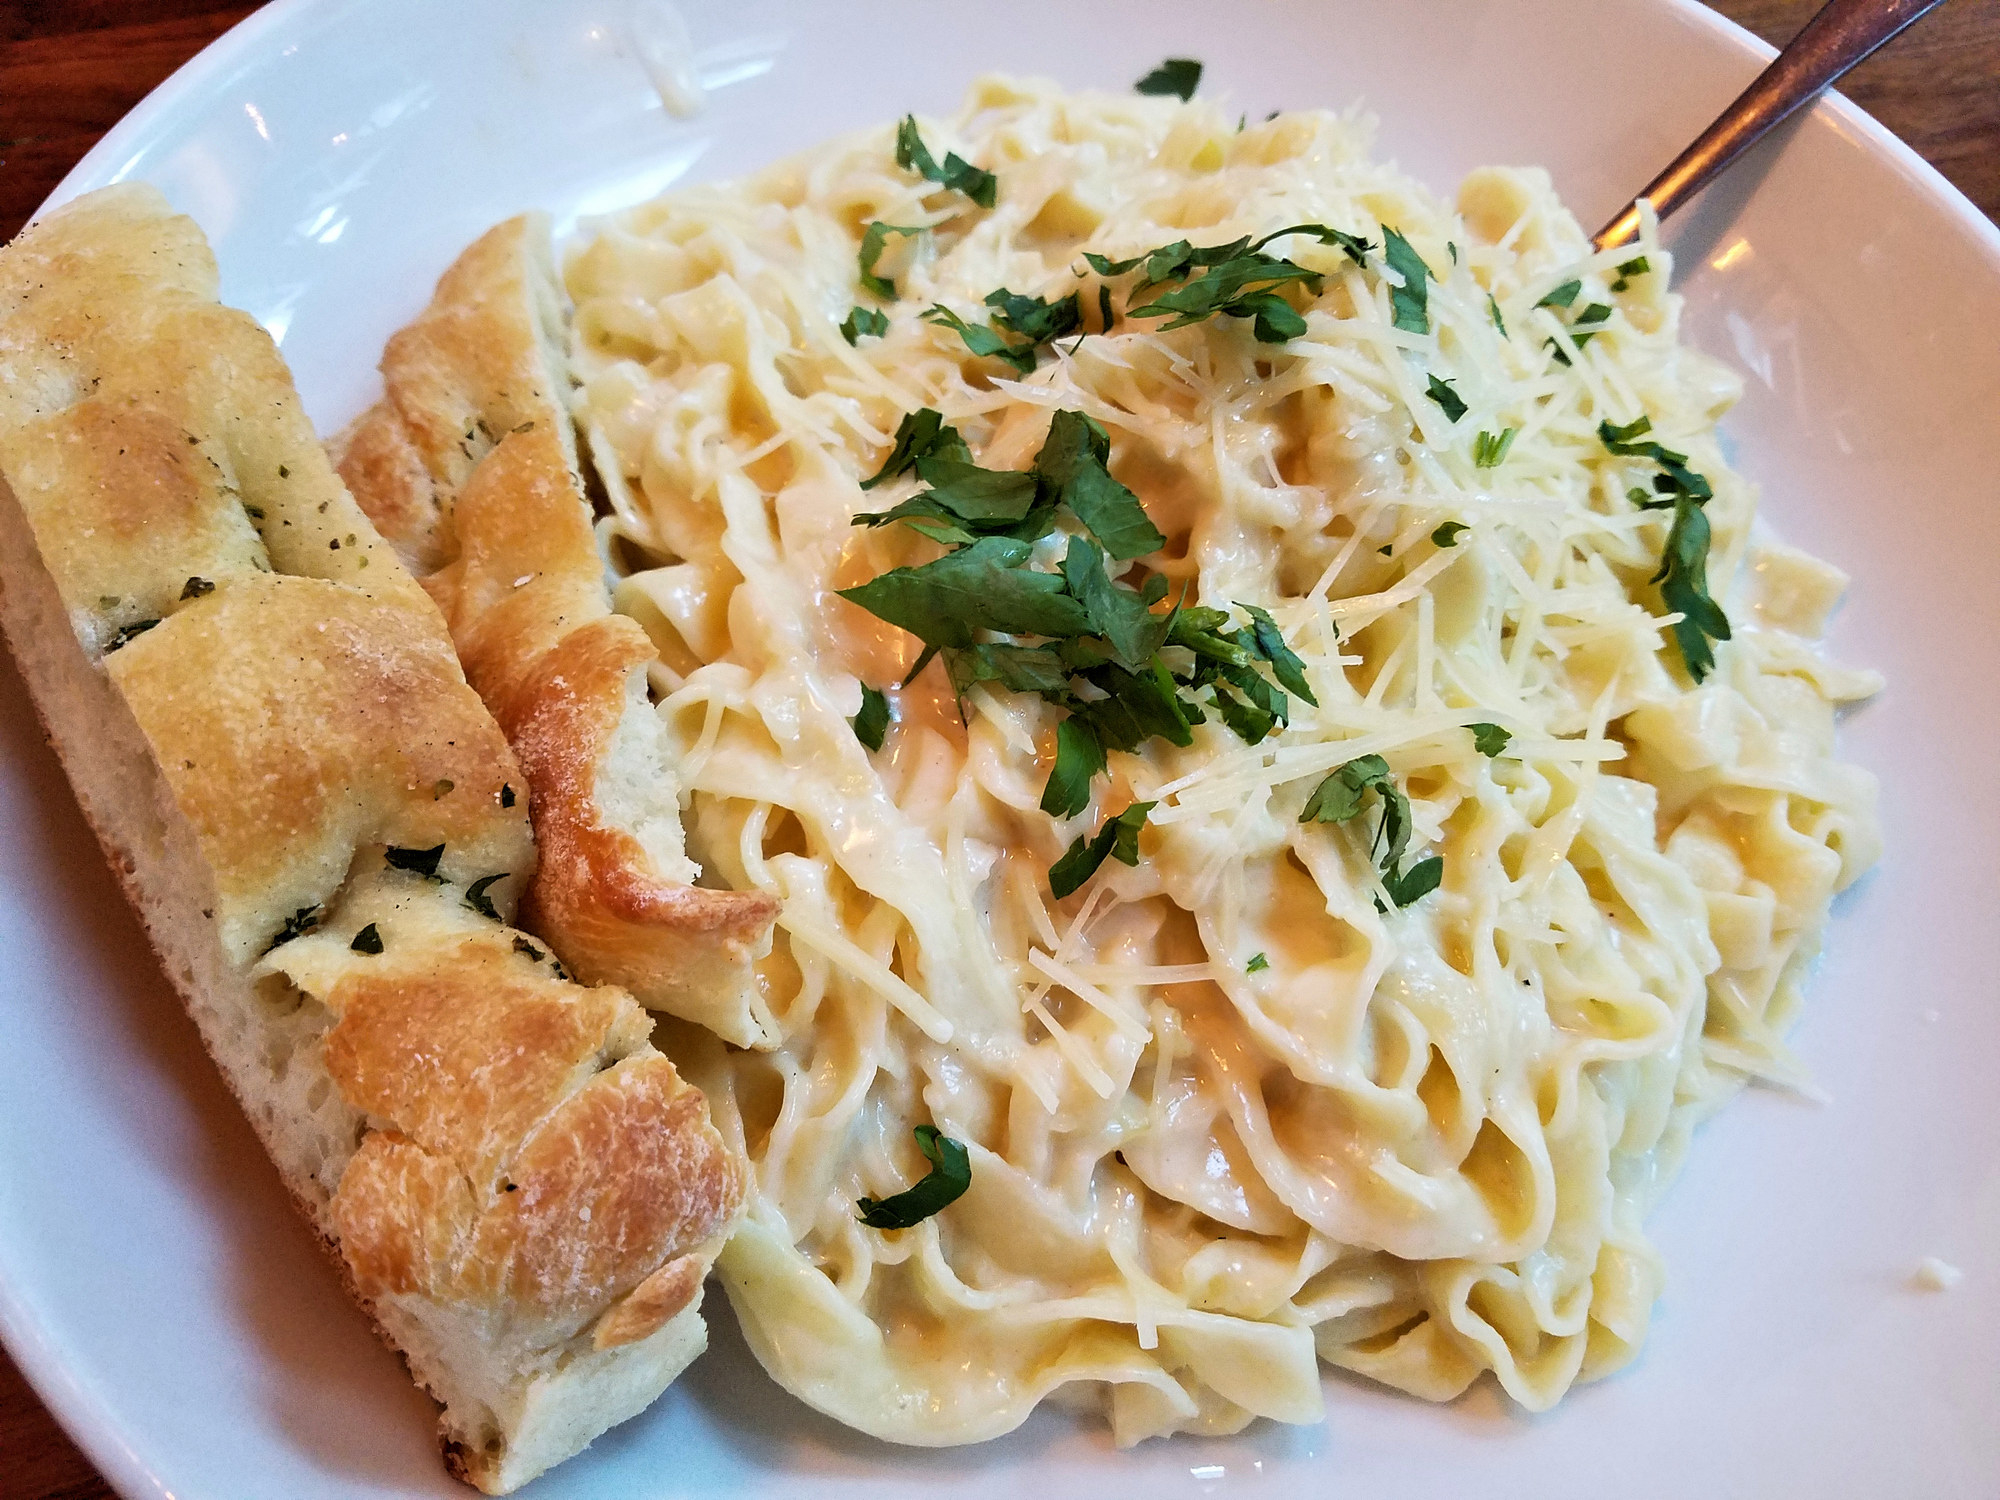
[4,1,1997,1495]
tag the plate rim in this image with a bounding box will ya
[3,2,1996,1496]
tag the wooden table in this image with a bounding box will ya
[2,1,1997,1494]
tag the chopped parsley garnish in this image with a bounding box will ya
[1540,282,1614,358]
[1597,416,1713,502]
[1037,410,1164,560]
[857,1124,972,1228]
[1469,722,1511,757]
[105,619,160,651]
[1049,801,1155,899]
[1432,521,1469,548]
[499,783,516,808]
[840,534,1092,648]
[350,923,383,955]
[384,843,446,880]
[180,576,214,600]
[1086,224,1365,346]
[1611,256,1651,292]
[852,683,891,751]
[844,408,1317,826]
[1134,58,1203,99]
[1039,716,1106,819]
[894,116,996,208]
[861,407,968,490]
[464,874,506,920]
[1424,374,1467,423]
[858,221,923,300]
[1473,428,1517,468]
[1570,302,1613,347]
[841,306,889,344]
[263,904,322,955]
[1300,755,1440,907]
[923,289,1082,375]
[1245,951,1270,973]
[1381,855,1445,907]
[1382,228,1431,335]
[989,287,1083,343]
[1653,493,1732,683]
[1125,252,1317,343]
[1598,416,1729,680]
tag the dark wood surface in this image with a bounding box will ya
[1,1,1996,1496]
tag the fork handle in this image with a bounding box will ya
[1593,0,1950,251]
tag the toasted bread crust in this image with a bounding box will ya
[334,215,780,1047]
[0,184,742,1493]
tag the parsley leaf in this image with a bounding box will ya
[858,221,923,300]
[1381,854,1444,908]
[912,456,1040,523]
[1300,756,1442,905]
[1432,521,1470,547]
[924,288,1084,375]
[263,904,322,955]
[951,642,1072,698]
[1300,754,1389,825]
[894,116,996,208]
[1237,601,1317,705]
[1061,538,1172,669]
[1652,494,1732,682]
[1488,293,1508,337]
[841,306,889,344]
[861,408,967,489]
[1382,228,1431,335]
[987,287,1083,343]
[1245,952,1270,973]
[1048,801,1155,899]
[1072,659,1195,752]
[1040,716,1105,818]
[349,922,383,955]
[1134,58,1202,99]
[857,1124,972,1229]
[1598,416,1712,501]
[1469,722,1511,757]
[836,536,1091,650]
[1537,279,1582,309]
[924,304,1038,375]
[1473,428,1517,468]
[1598,416,1728,678]
[1611,255,1650,292]
[464,874,506,920]
[1125,253,1320,343]
[385,843,446,880]
[1036,411,1165,560]
[1425,374,1467,423]
[105,619,160,651]
[1251,222,1373,266]
[852,684,891,751]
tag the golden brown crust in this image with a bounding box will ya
[0,183,743,1491]
[108,575,531,962]
[592,1254,705,1350]
[325,923,739,1333]
[335,215,779,1043]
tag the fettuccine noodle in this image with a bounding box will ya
[565,77,1879,1444]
